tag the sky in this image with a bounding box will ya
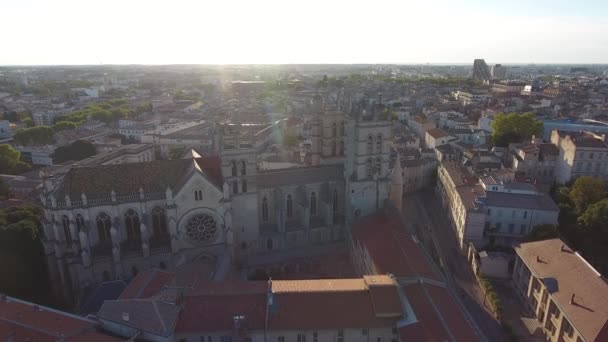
[1,0,607,65]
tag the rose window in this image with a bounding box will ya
[185,214,218,243]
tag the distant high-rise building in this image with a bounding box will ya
[472,59,491,81]
[491,64,507,80]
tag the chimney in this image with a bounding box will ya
[122,312,130,322]
[570,293,575,305]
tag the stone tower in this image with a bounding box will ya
[389,153,403,211]
[344,95,392,220]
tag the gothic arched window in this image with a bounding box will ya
[194,189,203,201]
[366,158,374,179]
[367,135,373,155]
[62,215,72,247]
[231,160,237,177]
[75,214,85,234]
[233,180,238,194]
[340,121,345,136]
[332,122,337,137]
[339,140,344,156]
[152,207,168,238]
[96,212,112,244]
[310,192,317,216]
[333,189,339,212]
[375,157,382,175]
[262,197,269,222]
[286,194,293,219]
[124,209,141,243]
[241,160,247,176]
[332,141,337,156]
[376,133,383,154]
[242,179,247,193]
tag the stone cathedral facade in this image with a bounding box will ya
[40,94,393,303]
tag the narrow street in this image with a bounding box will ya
[403,191,507,342]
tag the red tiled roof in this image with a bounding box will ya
[176,293,267,333]
[194,154,224,189]
[119,269,175,300]
[426,128,450,139]
[177,276,402,333]
[0,296,120,341]
[351,212,442,281]
[401,283,478,341]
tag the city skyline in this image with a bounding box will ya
[2,0,608,65]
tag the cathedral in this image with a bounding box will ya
[40,93,394,302]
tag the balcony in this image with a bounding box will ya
[150,235,171,255]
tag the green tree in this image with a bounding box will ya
[13,126,54,146]
[524,224,559,242]
[578,198,608,233]
[0,144,21,172]
[22,117,34,127]
[53,140,96,163]
[0,205,54,305]
[490,112,543,147]
[53,121,77,132]
[568,176,608,214]
[0,178,9,197]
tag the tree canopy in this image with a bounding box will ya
[523,224,559,242]
[53,140,96,163]
[0,144,30,174]
[490,112,543,147]
[12,126,54,146]
[53,121,78,132]
[578,198,608,233]
[568,176,608,214]
[0,205,55,305]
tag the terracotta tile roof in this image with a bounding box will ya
[55,159,195,198]
[515,239,608,342]
[194,154,224,188]
[177,276,403,333]
[0,295,120,341]
[426,128,450,139]
[351,212,442,281]
[98,299,180,337]
[401,283,479,342]
[119,269,176,300]
[176,293,266,333]
[268,290,400,330]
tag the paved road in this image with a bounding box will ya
[403,191,507,342]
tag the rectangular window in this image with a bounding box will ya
[377,338,383,342]
[590,153,594,159]
[587,162,592,171]
[580,152,585,159]
[497,209,502,217]
[313,332,318,342]
[487,208,491,215]
[278,337,285,342]
[362,329,369,335]
[220,337,232,342]
[337,330,344,342]
[496,222,502,231]
[520,225,527,235]
[297,334,306,342]
[508,223,514,234]
[523,211,528,219]
[511,210,516,218]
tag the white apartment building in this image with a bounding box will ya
[551,130,608,184]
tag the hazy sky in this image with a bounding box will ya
[2,0,607,65]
